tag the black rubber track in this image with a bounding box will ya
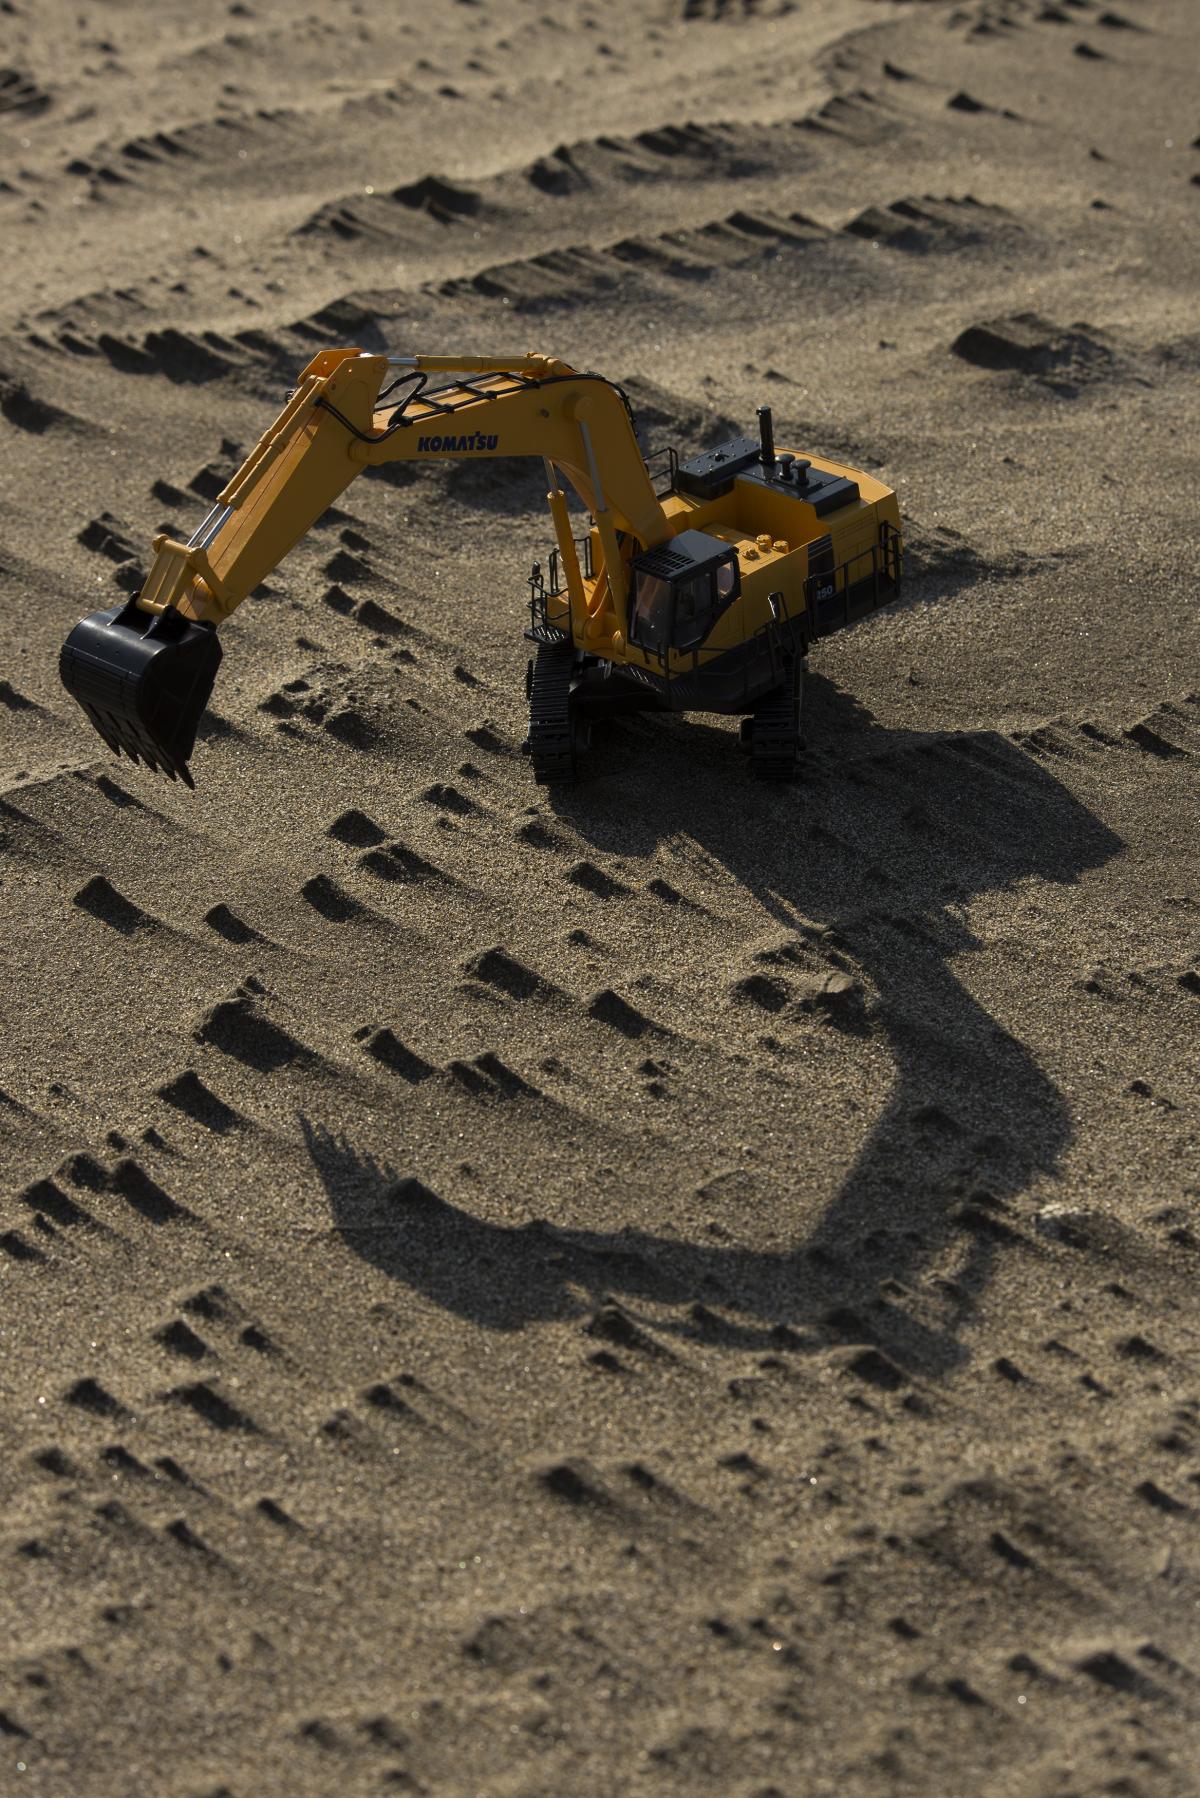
[749,657,804,781]
[528,641,577,786]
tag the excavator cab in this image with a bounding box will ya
[628,529,740,659]
[59,594,222,787]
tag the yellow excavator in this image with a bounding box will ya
[60,348,903,785]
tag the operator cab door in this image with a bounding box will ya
[673,559,740,652]
[671,570,714,653]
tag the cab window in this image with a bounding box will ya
[631,571,671,653]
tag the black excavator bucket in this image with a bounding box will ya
[59,595,222,788]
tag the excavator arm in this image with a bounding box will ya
[60,348,670,783]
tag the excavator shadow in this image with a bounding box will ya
[305,674,1123,1378]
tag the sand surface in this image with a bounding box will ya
[2,1,1199,1792]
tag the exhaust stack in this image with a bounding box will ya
[756,404,775,471]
